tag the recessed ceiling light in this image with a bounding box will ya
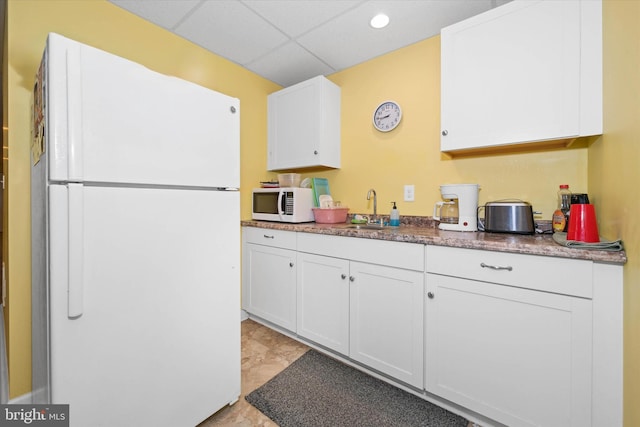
[370,13,389,29]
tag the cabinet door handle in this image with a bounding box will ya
[263,234,275,239]
[441,130,448,136]
[313,150,318,155]
[341,274,347,279]
[480,262,513,271]
[289,262,294,267]
[427,292,435,299]
[349,276,355,282]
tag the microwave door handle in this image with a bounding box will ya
[277,191,285,220]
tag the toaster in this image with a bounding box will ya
[480,201,536,235]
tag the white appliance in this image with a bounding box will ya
[31,33,241,426]
[252,187,315,222]
[434,184,480,231]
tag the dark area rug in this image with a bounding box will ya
[246,349,468,427]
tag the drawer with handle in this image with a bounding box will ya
[426,245,592,298]
[243,227,296,250]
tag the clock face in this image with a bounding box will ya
[373,101,402,132]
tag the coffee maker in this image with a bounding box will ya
[433,184,479,231]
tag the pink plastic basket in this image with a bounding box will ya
[312,208,349,224]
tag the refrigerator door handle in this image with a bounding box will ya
[68,183,84,318]
[66,45,84,181]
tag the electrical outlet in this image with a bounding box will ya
[404,185,415,202]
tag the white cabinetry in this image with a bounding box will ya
[242,226,622,426]
[425,245,621,427]
[440,0,602,153]
[349,261,423,388]
[242,227,297,332]
[296,252,350,355]
[267,75,340,171]
[297,233,424,388]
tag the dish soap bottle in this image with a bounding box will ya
[390,202,400,227]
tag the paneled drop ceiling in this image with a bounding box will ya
[109,0,510,87]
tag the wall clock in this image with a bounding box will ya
[373,100,402,132]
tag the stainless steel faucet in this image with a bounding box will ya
[366,189,378,223]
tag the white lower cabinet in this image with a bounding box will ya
[425,273,591,427]
[425,245,598,427]
[242,228,297,332]
[297,233,425,389]
[349,261,424,388]
[296,252,350,355]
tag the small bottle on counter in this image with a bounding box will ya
[390,201,400,227]
[552,184,572,232]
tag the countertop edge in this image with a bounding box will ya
[241,220,628,265]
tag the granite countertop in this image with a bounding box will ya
[241,216,627,265]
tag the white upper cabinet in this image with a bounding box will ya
[267,75,341,171]
[440,0,602,154]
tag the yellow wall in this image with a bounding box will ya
[598,1,640,426]
[6,0,278,398]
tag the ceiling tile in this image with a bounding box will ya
[297,0,496,70]
[173,0,289,65]
[242,0,363,38]
[245,42,336,87]
[109,0,201,29]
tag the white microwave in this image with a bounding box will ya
[252,187,315,223]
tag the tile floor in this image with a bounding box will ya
[199,319,477,427]
[198,319,309,426]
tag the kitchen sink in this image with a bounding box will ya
[346,224,387,230]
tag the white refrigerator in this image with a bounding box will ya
[31,33,241,426]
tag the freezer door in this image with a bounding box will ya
[46,33,239,188]
[49,184,240,426]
